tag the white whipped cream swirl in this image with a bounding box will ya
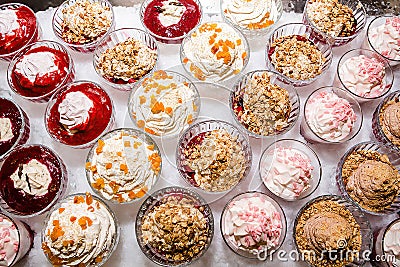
[369,17,400,61]
[0,118,14,142]
[15,51,59,84]
[158,0,186,27]
[58,91,93,133]
[0,10,19,36]
[384,221,400,266]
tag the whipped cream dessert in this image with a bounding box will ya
[0,118,13,142]
[368,17,400,61]
[383,220,400,266]
[61,0,113,44]
[223,194,283,255]
[261,147,314,200]
[131,70,198,136]
[182,22,247,81]
[0,9,19,38]
[222,0,280,31]
[10,159,51,197]
[379,100,400,148]
[0,215,20,266]
[58,91,94,133]
[158,0,186,27]
[339,55,387,98]
[42,193,117,266]
[87,129,161,203]
[305,91,357,142]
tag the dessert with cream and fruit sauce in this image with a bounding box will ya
[86,128,161,203]
[42,192,118,266]
[181,22,248,82]
[0,3,40,61]
[0,145,67,216]
[129,70,199,137]
[45,81,114,148]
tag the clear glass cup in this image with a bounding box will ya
[303,0,366,47]
[300,86,363,144]
[335,48,393,103]
[7,40,75,103]
[362,16,400,66]
[0,3,42,61]
[336,141,400,215]
[372,90,400,153]
[220,191,287,258]
[86,128,162,204]
[41,192,120,266]
[135,186,214,266]
[265,23,333,87]
[176,119,252,193]
[93,28,159,91]
[128,70,201,138]
[0,97,30,162]
[52,0,115,53]
[259,139,322,201]
[294,194,373,267]
[0,144,68,218]
[230,70,300,138]
[180,21,250,83]
[220,0,283,37]
[140,0,203,44]
[45,80,115,149]
[0,213,34,266]
[373,218,400,266]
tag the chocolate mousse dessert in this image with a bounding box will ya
[379,99,400,149]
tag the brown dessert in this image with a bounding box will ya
[379,100,400,148]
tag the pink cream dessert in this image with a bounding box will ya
[222,193,284,256]
[368,17,400,62]
[305,90,357,142]
[261,147,313,200]
[339,55,387,98]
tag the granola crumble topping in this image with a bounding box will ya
[61,0,112,44]
[182,129,247,192]
[295,199,362,267]
[97,37,157,83]
[232,72,291,136]
[270,35,326,81]
[141,195,209,262]
[341,150,400,212]
[307,0,356,38]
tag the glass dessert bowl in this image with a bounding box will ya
[373,90,400,153]
[336,48,393,103]
[221,0,283,37]
[0,144,68,217]
[230,70,299,138]
[136,186,214,266]
[259,139,322,201]
[265,23,333,87]
[140,0,202,44]
[7,40,75,103]
[128,70,200,138]
[300,86,362,144]
[86,128,162,204]
[0,3,41,61]
[45,80,115,149]
[303,0,366,47]
[176,120,252,193]
[362,16,400,66]
[294,195,372,267]
[52,0,115,53]
[336,141,400,215]
[93,28,158,91]
[221,191,286,258]
[373,218,400,266]
[0,213,34,266]
[180,21,250,82]
[41,192,119,266]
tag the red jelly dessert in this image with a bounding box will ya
[45,81,114,148]
[142,0,201,43]
[0,97,30,161]
[8,41,74,103]
[0,145,67,216]
[0,3,40,61]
